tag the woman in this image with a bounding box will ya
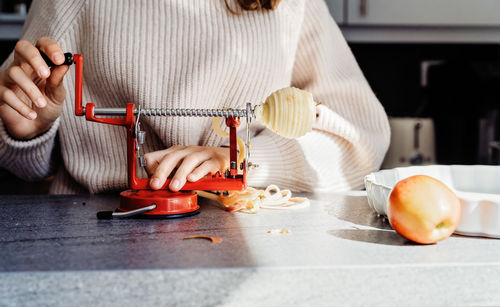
[0,0,390,194]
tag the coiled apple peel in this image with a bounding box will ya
[207,87,315,212]
[198,185,309,213]
[212,87,316,170]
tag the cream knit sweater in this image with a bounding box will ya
[0,0,390,194]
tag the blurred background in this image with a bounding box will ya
[0,0,499,193]
[327,0,500,170]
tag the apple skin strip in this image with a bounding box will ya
[210,87,315,172]
[197,185,309,214]
[267,229,291,234]
[203,87,314,213]
[182,235,223,245]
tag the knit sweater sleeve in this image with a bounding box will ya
[0,0,84,181]
[247,0,390,192]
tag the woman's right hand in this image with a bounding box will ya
[0,37,70,140]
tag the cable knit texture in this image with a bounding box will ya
[0,0,390,194]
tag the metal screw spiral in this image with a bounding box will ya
[137,107,253,118]
[89,103,256,120]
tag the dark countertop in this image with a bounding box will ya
[1,192,499,306]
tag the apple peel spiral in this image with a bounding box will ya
[207,87,315,213]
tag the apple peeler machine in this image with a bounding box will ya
[45,53,256,218]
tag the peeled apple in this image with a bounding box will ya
[254,87,315,139]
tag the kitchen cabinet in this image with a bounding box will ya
[347,0,500,26]
[324,0,344,24]
[0,13,24,40]
[326,0,500,43]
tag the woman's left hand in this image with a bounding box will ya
[144,145,230,191]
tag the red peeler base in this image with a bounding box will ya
[119,189,200,218]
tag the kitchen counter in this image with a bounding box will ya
[1,192,499,306]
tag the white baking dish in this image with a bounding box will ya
[364,165,500,238]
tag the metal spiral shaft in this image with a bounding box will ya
[138,108,249,117]
[90,103,255,118]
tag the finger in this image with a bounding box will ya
[45,65,69,103]
[144,149,168,175]
[14,40,50,79]
[47,65,69,87]
[150,149,191,190]
[144,146,186,175]
[169,151,211,191]
[6,66,47,108]
[0,85,36,120]
[187,159,220,182]
[35,37,65,65]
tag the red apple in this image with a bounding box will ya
[387,175,461,244]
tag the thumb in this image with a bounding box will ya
[45,65,69,104]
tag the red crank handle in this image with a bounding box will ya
[39,51,83,116]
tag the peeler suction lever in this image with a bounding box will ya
[97,204,157,219]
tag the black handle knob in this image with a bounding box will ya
[96,211,114,220]
[40,51,74,67]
